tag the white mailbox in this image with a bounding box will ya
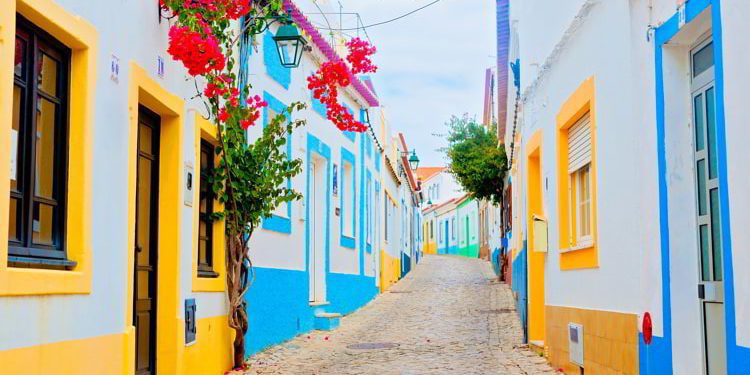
[568,322,584,367]
[532,215,548,253]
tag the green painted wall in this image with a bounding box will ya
[457,198,479,258]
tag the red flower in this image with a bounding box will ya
[167,25,225,76]
[218,107,229,122]
[346,38,377,75]
[306,37,377,133]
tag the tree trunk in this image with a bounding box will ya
[226,233,250,369]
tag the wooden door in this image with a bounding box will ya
[134,106,160,375]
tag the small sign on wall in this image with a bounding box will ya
[110,54,120,82]
[157,56,165,78]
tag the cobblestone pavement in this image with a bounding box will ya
[245,255,556,375]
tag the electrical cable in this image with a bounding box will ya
[315,0,442,31]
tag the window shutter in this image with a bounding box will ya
[568,114,592,173]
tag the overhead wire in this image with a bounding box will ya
[313,0,443,32]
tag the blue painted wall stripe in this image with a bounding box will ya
[651,1,749,372]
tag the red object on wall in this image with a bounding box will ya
[643,312,653,345]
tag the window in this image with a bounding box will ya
[430,220,433,239]
[8,18,73,268]
[342,162,354,236]
[198,140,218,278]
[555,77,598,269]
[568,114,593,245]
[574,165,592,239]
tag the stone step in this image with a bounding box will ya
[528,340,546,357]
[314,312,342,331]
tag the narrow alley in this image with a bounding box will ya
[245,255,554,375]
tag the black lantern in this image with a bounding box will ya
[408,149,420,171]
[272,23,307,68]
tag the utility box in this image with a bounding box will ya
[568,323,584,367]
[185,299,197,346]
[532,215,548,253]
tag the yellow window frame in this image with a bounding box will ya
[192,114,226,292]
[0,0,97,295]
[556,76,599,270]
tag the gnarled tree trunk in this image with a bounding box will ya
[226,232,251,368]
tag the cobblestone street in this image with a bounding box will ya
[245,255,555,374]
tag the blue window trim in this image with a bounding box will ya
[261,92,293,234]
[361,109,373,159]
[651,1,749,374]
[365,170,373,254]
[263,31,291,89]
[311,93,327,118]
[358,134,367,275]
[305,133,332,276]
[340,147,356,248]
[342,104,356,141]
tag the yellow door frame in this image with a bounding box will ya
[525,130,546,343]
[127,62,185,375]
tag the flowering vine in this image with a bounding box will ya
[160,0,306,369]
[158,0,379,369]
[307,37,378,132]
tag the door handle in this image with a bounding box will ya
[136,245,143,253]
[698,284,705,299]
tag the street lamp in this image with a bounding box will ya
[408,149,420,171]
[272,23,307,68]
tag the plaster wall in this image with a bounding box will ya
[718,0,750,348]
[0,0,228,351]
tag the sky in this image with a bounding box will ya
[302,0,496,167]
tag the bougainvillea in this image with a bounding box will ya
[307,38,377,132]
[160,0,308,368]
[167,25,225,76]
[346,37,378,75]
[160,0,379,367]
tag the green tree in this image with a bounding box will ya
[444,114,508,204]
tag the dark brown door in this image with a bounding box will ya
[134,107,160,375]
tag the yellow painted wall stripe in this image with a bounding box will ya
[0,332,126,374]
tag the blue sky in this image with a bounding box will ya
[302,0,496,166]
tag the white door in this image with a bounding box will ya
[691,38,727,375]
[309,156,327,302]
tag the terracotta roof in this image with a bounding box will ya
[416,167,445,182]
